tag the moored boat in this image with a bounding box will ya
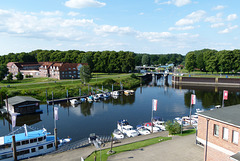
[117,120,139,137]
[0,124,71,161]
[136,125,150,135]
[124,90,135,96]
[70,99,80,105]
[152,117,166,131]
[143,122,161,133]
[112,129,124,139]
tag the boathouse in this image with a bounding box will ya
[197,105,240,161]
[4,96,40,115]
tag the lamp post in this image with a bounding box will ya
[72,76,74,83]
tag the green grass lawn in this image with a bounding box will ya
[176,129,196,136]
[85,136,171,161]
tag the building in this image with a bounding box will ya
[197,105,240,161]
[7,62,87,80]
[4,96,40,115]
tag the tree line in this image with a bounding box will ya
[185,49,240,73]
[0,50,185,73]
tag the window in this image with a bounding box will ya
[31,148,36,153]
[38,137,43,142]
[223,127,228,140]
[232,130,239,144]
[38,146,44,150]
[47,143,53,149]
[30,138,37,143]
[16,149,29,156]
[214,124,219,136]
[21,140,29,145]
[16,142,21,146]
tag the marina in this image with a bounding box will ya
[1,77,240,145]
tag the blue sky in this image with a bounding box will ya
[0,0,239,55]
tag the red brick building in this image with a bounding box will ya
[197,105,240,161]
[7,62,87,80]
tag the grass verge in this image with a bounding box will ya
[85,136,171,161]
[176,129,196,136]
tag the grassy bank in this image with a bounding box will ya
[85,136,171,161]
[0,73,141,103]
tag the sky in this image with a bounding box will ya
[0,0,239,55]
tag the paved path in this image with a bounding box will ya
[26,132,203,161]
[108,134,203,161]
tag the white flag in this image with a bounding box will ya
[24,124,28,136]
[152,99,158,111]
[12,113,17,128]
[54,107,58,120]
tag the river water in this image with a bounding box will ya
[1,76,240,141]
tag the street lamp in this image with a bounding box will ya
[72,76,74,83]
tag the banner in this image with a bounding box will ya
[191,94,196,105]
[223,90,228,100]
[54,107,59,120]
[12,113,17,128]
[152,99,158,111]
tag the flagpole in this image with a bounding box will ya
[222,90,224,108]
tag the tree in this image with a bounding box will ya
[185,52,196,72]
[15,72,23,80]
[142,54,150,66]
[196,52,205,71]
[7,73,13,82]
[165,120,181,135]
[80,65,91,83]
[0,65,8,81]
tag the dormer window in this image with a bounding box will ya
[56,67,59,70]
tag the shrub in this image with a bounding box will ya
[165,120,181,135]
[130,74,138,79]
[103,79,116,86]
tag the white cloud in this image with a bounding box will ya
[94,25,135,36]
[169,26,194,31]
[212,5,225,10]
[219,25,238,34]
[175,10,206,26]
[68,11,80,16]
[211,23,224,28]
[227,14,237,21]
[155,0,191,7]
[205,13,222,23]
[139,12,144,15]
[137,32,173,42]
[0,9,95,40]
[40,11,62,16]
[65,0,106,9]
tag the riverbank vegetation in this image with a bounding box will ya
[0,73,141,104]
[85,136,171,161]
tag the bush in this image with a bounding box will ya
[103,79,116,86]
[130,74,138,79]
[165,120,181,135]
[16,72,23,80]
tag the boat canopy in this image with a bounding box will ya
[3,129,48,145]
[117,120,129,125]
[144,122,153,127]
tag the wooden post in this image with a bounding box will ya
[54,128,58,149]
[67,89,69,102]
[12,135,17,161]
[46,89,48,102]
[79,88,81,97]
[6,95,8,113]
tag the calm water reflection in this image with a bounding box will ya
[1,76,240,141]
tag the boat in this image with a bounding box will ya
[111,91,120,96]
[112,129,124,139]
[136,125,150,135]
[87,96,93,102]
[152,117,166,131]
[96,94,104,99]
[196,108,204,113]
[88,133,101,148]
[70,99,80,105]
[143,122,161,133]
[117,120,139,137]
[93,95,100,102]
[80,98,86,102]
[103,93,110,99]
[124,90,135,96]
[175,117,190,127]
[0,124,71,161]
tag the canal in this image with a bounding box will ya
[1,76,240,141]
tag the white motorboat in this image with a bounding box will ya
[70,99,80,105]
[88,133,101,148]
[93,95,100,102]
[0,124,71,161]
[96,94,104,99]
[111,91,120,96]
[124,90,134,96]
[103,93,110,99]
[196,108,204,113]
[136,125,150,135]
[112,129,124,139]
[143,122,161,133]
[152,117,166,131]
[117,120,139,137]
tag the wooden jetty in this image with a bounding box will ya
[47,95,89,104]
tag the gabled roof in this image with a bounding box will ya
[198,104,240,127]
[5,96,40,106]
